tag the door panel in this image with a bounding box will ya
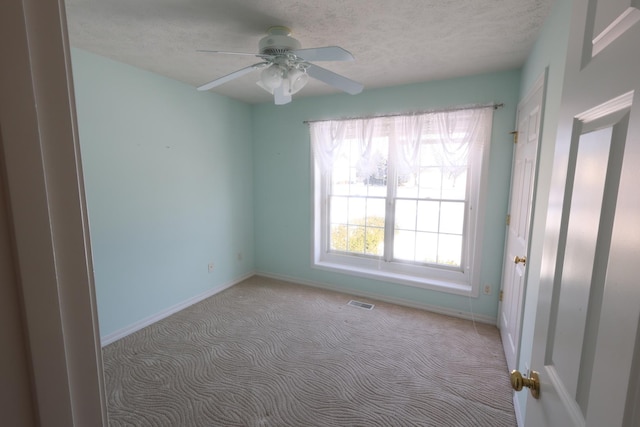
[551,126,612,403]
[591,0,640,57]
[543,113,629,424]
[525,0,640,425]
[593,0,636,37]
[500,78,543,372]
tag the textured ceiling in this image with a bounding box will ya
[65,0,553,104]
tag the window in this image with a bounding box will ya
[311,107,494,295]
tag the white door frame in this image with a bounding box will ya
[0,0,107,424]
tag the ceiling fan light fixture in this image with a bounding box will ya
[256,80,273,94]
[260,64,284,91]
[286,67,309,95]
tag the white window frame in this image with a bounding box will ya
[311,111,492,297]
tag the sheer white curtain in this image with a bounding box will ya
[311,106,493,180]
[431,108,493,180]
[394,114,424,178]
[310,118,377,180]
[353,119,378,179]
[393,107,493,180]
[310,120,348,176]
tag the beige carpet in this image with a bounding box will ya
[103,276,516,426]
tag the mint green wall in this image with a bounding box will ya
[72,49,255,338]
[515,0,573,421]
[252,70,521,320]
[72,27,559,354]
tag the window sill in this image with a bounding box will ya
[313,260,475,297]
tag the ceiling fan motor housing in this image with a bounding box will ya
[259,26,301,55]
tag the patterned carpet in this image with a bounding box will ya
[103,276,516,426]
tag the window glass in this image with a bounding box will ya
[312,107,493,293]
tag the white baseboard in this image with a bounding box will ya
[256,271,497,325]
[102,270,497,347]
[101,272,254,346]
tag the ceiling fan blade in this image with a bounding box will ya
[306,64,363,95]
[196,50,259,56]
[197,62,266,91]
[273,84,292,105]
[292,46,355,62]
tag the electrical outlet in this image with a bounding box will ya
[208,262,215,273]
[483,284,491,295]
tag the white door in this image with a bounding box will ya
[523,0,640,426]
[499,76,544,372]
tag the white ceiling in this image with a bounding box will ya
[64,0,553,104]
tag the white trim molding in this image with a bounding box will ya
[256,271,497,325]
[591,7,640,57]
[101,273,253,346]
[1,0,107,424]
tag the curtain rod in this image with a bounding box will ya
[303,103,503,124]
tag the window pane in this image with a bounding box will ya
[361,137,389,196]
[394,229,416,261]
[364,200,385,256]
[367,181,387,197]
[364,226,385,256]
[417,201,439,232]
[347,225,365,254]
[395,199,417,230]
[419,142,441,166]
[331,179,350,196]
[348,198,365,223]
[331,155,352,196]
[330,196,348,224]
[442,169,467,200]
[440,202,465,234]
[418,167,442,199]
[366,198,386,221]
[363,164,387,196]
[437,234,462,267]
[396,173,418,198]
[350,179,367,196]
[330,224,347,251]
[416,232,438,264]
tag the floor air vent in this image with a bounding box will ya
[347,300,374,310]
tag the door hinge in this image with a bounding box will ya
[499,290,504,302]
[510,131,518,144]
[506,214,511,226]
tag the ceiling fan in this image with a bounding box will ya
[197,26,364,105]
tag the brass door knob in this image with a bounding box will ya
[510,370,540,399]
[513,255,527,265]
